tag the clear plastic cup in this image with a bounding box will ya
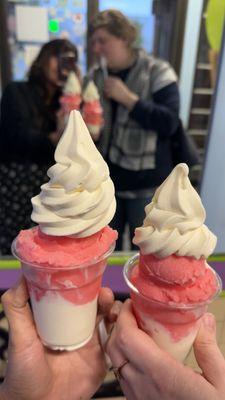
[12,238,115,351]
[123,253,222,362]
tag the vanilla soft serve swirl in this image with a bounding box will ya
[83,80,100,102]
[31,111,116,237]
[63,72,81,95]
[133,163,216,259]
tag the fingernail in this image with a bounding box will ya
[202,313,215,331]
[110,302,122,320]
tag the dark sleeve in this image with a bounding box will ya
[0,82,55,162]
[129,82,180,138]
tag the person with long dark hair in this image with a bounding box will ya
[0,39,79,255]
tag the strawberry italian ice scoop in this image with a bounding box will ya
[124,163,221,362]
[60,71,82,114]
[12,111,117,351]
[82,80,103,141]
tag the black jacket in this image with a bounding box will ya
[108,81,180,191]
[92,51,180,192]
[0,81,59,165]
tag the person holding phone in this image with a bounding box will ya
[58,51,82,84]
[0,39,80,255]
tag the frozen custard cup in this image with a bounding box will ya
[124,254,222,362]
[12,238,115,351]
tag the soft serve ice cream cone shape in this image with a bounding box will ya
[12,111,117,351]
[82,80,103,141]
[123,163,221,362]
[60,71,82,115]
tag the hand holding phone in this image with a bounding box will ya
[58,51,78,84]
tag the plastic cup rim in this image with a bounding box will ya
[11,238,115,271]
[123,253,222,310]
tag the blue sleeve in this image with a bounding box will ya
[129,82,180,138]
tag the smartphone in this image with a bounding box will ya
[58,52,78,83]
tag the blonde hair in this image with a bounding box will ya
[89,9,138,48]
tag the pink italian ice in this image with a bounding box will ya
[17,226,116,268]
[16,226,116,306]
[13,111,117,351]
[124,163,221,362]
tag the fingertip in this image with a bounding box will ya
[99,287,114,303]
[200,312,216,333]
[108,300,122,322]
[1,276,28,308]
[122,298,135,316]
[124,298,132,307]
[194,313,225,386]
[98,287,114,317]
[100,286,114,297]
[1,276,38,348]
[194,313,217,347]
[116,298,139,330]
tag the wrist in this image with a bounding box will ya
[124,92,139,111]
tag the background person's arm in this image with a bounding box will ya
[130,82,180,138]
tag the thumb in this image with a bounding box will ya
[1,276,38,349]
[96,287,114,327]
[194,313,225,388]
